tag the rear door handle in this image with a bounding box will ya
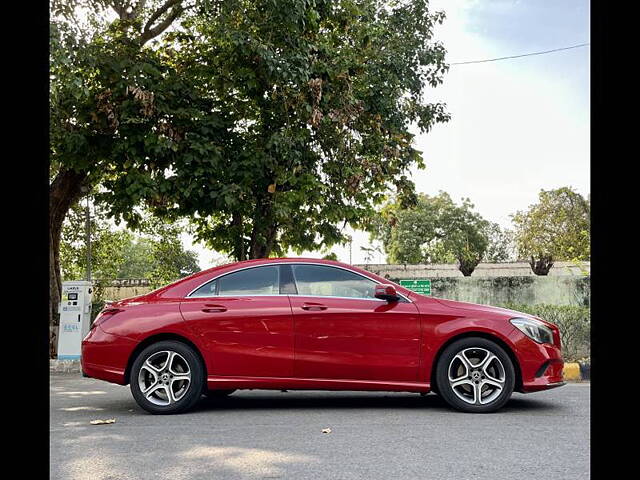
[201,304,227,313]
[301,303,328,311]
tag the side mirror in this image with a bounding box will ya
[374,284,400,302]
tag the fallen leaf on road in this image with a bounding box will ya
[321,428,332,434]
[90,418,116,425]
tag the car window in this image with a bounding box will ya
[292,265,377,299]
[190,266,280,297]
[190,279,218,297]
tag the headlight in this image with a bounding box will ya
[510,317,554,344]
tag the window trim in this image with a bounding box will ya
[185,262,411,302]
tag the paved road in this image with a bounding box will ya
[50,374,589,480]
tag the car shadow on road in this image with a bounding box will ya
[500,396,564,413]
[186,391,563,414]
[193,392,447,412]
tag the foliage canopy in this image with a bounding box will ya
[61,203,200,287]
[100,0,451,260]
[511,187,590,275]
[368,192,514,275]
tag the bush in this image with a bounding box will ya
[500,303,590,362]
[89,279,112,324]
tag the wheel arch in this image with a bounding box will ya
[429,331,523,393]
[124,333,208,386]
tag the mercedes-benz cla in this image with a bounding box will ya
[82,258,565,414]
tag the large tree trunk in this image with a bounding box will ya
[529,255,554,275]
[248,224,277,259]
[231,213,247,261]
[247,193,278,259]
[49,168,89,356]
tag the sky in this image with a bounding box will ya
[183,0,590,268]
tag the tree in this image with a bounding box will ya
[60,200,132,282]
[511,187,590,275]
[101,0,450,262]
[368,192,492,276]
[117,238,155,279]
[60,205,200,285]
[133,216,201,286]
[483,222,516,263]
[50,1,216,326]
[118,236,200,284]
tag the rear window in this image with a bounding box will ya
[190,266,280,297]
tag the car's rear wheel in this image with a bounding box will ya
[435,337,515,413]
[130,340,204,414]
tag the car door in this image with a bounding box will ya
[179,265,294,377]
[288,264,421,382]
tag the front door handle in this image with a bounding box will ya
[301,303,328,311]
[201,304,227,313]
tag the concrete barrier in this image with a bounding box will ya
[563,362,590,381]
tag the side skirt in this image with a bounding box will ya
[206,375,431,393]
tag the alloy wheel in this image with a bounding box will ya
[447,347,506,406]
[137,350,192,406]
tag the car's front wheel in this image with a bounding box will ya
[435,337,515,413]
[130,340,204,414]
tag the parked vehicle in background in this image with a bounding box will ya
[82,258,564,414]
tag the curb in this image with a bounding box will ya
[563,362,590,382]
[50,359,82,374]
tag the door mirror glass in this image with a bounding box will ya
[374,284,400,302]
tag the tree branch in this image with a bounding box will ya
[133,0,148,18]
[111,1,126,19]
[143,0,181,32]
[140,0,184,44]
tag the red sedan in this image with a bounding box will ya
[82,258,565,414]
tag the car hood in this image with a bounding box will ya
[432,297,534,320]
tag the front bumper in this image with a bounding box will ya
[81,325,138,385]
[507,328,565,393]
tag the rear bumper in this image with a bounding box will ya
[81,325,138,385]
[507,328,565,393]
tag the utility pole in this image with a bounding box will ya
[85,195,91,281]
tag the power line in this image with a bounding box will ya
[449,42,589,66]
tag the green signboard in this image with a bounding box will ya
[399,279,431,295]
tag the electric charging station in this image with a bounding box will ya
[57,280,93,360]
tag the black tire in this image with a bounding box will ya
[205,389,236,398]
[435,337,515,413]
[130,340,205,414]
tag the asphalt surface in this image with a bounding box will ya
[50,374,589,480]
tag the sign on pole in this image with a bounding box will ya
[399,279,431,295]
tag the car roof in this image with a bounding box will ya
[147,257,416,300]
